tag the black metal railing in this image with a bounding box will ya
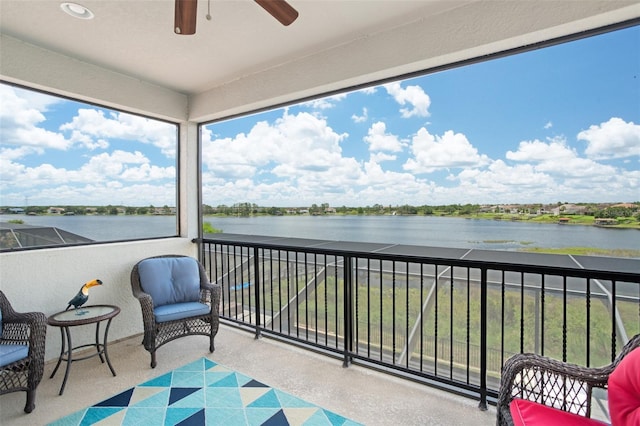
[196,234,640,409]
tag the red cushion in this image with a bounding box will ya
[509,398,608,426]
[608,347,640,426]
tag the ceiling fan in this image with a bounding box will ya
[174,0,299,35]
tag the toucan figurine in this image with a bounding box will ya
[66,279,103,314]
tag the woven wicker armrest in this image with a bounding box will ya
[132,288,153,306]
[0,296,47,348]
[131,290,155,343]
[200,282,221,307]
[500,353,611,402]
[496,353,608,425]
[0,291,47,413]
[7,312,48,347]
[200,281,215,302]
[497,334,640,426]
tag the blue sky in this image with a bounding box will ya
[2,26,639,208]
[201,26,640,207]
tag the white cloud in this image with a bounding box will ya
[301,94,347,110]
[383,82,431,118]
[506,137,617,178]
[403,128,491,173]
[351,107,368,123]
[456,160,555,193]
[120,163,176,181]
[370,152,396,163]
[60,109,176,156]
[76,150,173,183]
[363,121,404,152]
[577,117,640,159]
[0,145,43,161]
[202,111,348,182]
[0,149,174,197]
[202,110,453,206]
[20,182,177,206]
[0,86,73,150]
[0,153,27,182]
[0,86,177,206]
[447,159,638,204]
[544,121,553,129]
[506,138,575,162]
[0,85,176,157]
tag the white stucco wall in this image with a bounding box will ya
[0,238,197,361]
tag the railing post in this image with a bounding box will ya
[479,267,488,411]
[343,255,353,367]
[253,246,261,339]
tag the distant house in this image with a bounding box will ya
[8,207,25,214]
[494,205,520,214]
[551,204,586,216]
[594,218,618,226]
[506,205,520,214]
[48,207,65,214]
[151,206,176,215]
[324,207,336,214]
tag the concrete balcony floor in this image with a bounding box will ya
[1,325,496,425]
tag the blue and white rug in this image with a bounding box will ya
[48,357,361,426]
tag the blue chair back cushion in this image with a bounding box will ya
[0,344,29,367]
[154,302,210,323]
[138,257,201,308]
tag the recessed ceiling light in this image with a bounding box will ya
[60,2,94,20]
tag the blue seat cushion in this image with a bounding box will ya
[138,257,201,307]
[0,344,29,367]
[153,302,210,323]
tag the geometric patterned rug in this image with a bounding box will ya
[47,357,362,426]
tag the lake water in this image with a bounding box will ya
[2,214,638,252]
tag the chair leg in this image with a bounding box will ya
[24,389,36,413]
[150,351,157,369]
[209,336,215,353]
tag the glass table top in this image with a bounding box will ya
[48,305,119,325]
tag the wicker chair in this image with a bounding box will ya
[497,333,640,425]
[131,255,221,368]
[0,291,47,413]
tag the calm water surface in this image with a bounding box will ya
[1,214,176,241]
[208,215,639,251]
[3,214,638,251]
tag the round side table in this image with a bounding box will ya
[47,304,120,395]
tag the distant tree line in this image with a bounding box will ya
[4,202,639,221]
[1,205,174,216]
[203,202,640,221]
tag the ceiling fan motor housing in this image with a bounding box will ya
[174,0,298,35]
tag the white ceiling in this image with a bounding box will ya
[1,0,639,121]
[0,0,470,95]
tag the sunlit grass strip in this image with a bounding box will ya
[520,247,640,257]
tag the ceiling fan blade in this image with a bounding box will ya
[254,0,299,26]
[175,0,197,35]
